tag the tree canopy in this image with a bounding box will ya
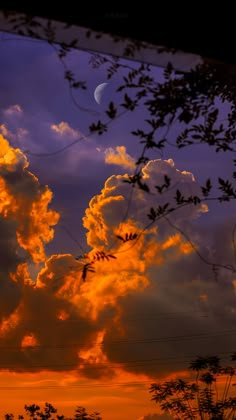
[150,354,236,419]
[5,403,102,420]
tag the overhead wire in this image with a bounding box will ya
[0,327,236,350]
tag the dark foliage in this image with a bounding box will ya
[5,403,102,420]
[150,354,236,419]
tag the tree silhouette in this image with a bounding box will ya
[5,402,102,420]
[150,354,236,419]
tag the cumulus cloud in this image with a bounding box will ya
[0,133,58,328]
[82,158,236,379]
[0,136,97,374]
[0,135,59,263]
[0,134,148,376]
[83,158,207,249]
[104,145,135,170]
[0,144,235,384]
[17,127,29,139]
[3,104,23,116]
[0,124,15,142]
[0,107,30,153]
[0,125,29,149]
[51,121,81,139]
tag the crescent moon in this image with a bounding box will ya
[94,83,108,105]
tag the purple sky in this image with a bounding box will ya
[0,31,233,257]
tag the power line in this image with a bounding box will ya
[7,309,215,324]
[0,381,152,390]
[1,328,236,350]
[0,351,235,371]
[0,359,190,371]
[2,358,236,391]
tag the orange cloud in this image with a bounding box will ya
[21,333,38,348]
[0,124,14,141]
[162,234,193,256]
[51,121,80,139]
[0,138,231,396]
[0,135,59,263]
[83,159,208,253]
[104,145,135,169]
[0,308,20,337]
[0,150,190,378]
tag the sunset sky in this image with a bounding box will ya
[0,29,235,420]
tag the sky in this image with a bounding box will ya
[0,28,235,420]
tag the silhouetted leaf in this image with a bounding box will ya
[121,93,137,111]
[81,263,95,282]
[89,121,107,135]
[106,102,117,119]
[201,178,212,197]
[116,235,125,242]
